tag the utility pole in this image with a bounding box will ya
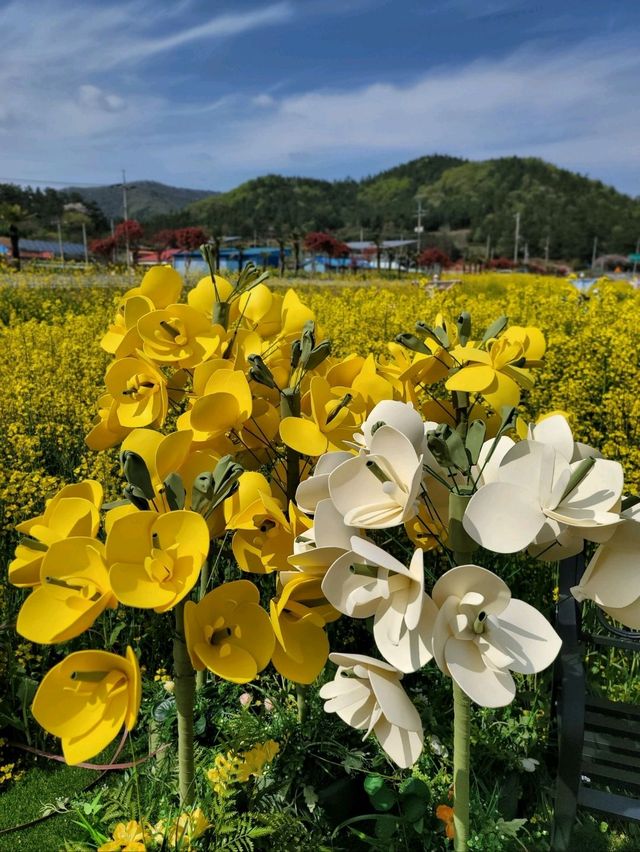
[122,169,130,270]
[513,212,520,265]
[57,219,65,265]
[485,234,491,262]
[591,236,598,271]
[110,218,117,264]
[414,198,424,254]
[544,234,550,266]
[81,221,89,265]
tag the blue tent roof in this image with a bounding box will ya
[19,238,86,259]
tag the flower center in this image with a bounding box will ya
[144,548,174,583]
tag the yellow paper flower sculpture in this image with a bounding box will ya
[107,510,209,611]
[431,565,561,707]
[184,580,274,683]
[9,480,102,587]
[32,647,141,764]
[17,538,116,644]
[319,652,424,768]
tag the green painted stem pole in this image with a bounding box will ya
[173,600,196,806]
[448,490,476,849]
[452,681,471,851]
[280,387,305,722]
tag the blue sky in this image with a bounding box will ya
[1,0,639,194]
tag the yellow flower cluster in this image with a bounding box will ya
[206,740,280,796]
[97,809,209,851]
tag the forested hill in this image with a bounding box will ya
[65,180,216,221]
[188,155,640,262]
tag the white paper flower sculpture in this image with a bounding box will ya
[354,400,427,454]
[431,565,562,707]
[283,498,359,585]
[295,451,353,514]
[319,652,424,767]
[328,425,423,528]
[571,504,640,628]
[322,538,438,672]
[462,439,623,559]
[527,413,600,463]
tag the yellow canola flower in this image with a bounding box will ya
[17,538,117,644]
[446,337,535,411]
[32,647,141,765]
[270,574,331,684]
[10,480,102,588]
[104,353,169,429]
[107,510,209,612]
[184,579,275,683]
[100,293,153,359]
[137,303,223,368]
[124,264,183,309]
[280,376,363,456]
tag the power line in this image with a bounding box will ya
[0,175,110,187]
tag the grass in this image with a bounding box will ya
[0,761,101,851]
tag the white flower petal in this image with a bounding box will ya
[432,564,511,612]
[463,482,546,553]
[373,717,424,768]
[490,599,561,674]
[561,458,624,513]
[444,637,516,707]
[368,669,422,731]
[528,414,575,462]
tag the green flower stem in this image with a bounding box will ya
[280,388,301,504]
[448,490,476,849]
[453,680,471,851]
[174,600,196,806]
[448,492,477,564]
[280,387,305,721]
[296,684,308,724]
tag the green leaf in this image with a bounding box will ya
[399,777,429,802]
[400,795,427,824]
[305,340,332,371]
[120,451,155,500]
[153,697,176,722]
[495,817,527,837]
[163,472,186,510]
[416,320,449,348]
[456,311,472,346]
[482,315,509,344]
[465,419,487,465]
[364,775,386,796]
[364,777,396,812]
[108,621,126,648]
[396,332,431,355]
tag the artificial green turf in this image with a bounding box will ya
[0,761,100,852]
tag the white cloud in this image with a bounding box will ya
[171,37,640,193]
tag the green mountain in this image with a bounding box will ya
[65,180,216,222]
[187,155,640,262]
